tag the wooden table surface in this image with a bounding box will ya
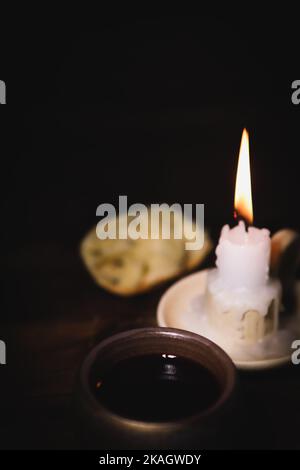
[0,238,299,450]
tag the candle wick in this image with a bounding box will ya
[234,211,250,230]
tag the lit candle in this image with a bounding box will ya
[216,222,271,289]
[216,129,270,289]
[205,129,281,344]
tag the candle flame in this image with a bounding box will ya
[234,128,253,224]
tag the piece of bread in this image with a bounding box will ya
[271,229,300,312]
[80,211,212,296]
[271,229,300,278]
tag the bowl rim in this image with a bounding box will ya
[77,327,236,430]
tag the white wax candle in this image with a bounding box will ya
[215,220,271,289]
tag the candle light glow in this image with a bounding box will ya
[234,128,253,225]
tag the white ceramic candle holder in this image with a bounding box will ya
[157,269,300,370]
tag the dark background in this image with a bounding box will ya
[0,13,300,449]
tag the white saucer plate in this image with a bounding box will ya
[157,270,300,370]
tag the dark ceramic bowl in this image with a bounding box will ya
[76,327,237,449]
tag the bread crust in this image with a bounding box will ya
[80,221,212,296]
